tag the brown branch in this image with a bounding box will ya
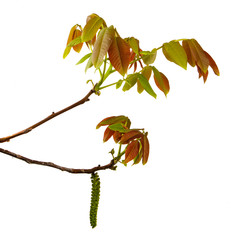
[0,88,96,143]
[0,147,116,174]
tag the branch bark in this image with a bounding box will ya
[0,88,95,143]
[0,147,116,174]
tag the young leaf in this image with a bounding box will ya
[76,53,92,65]
[82,15,104,43]
[125,140,140,164]
[128,37,140,54]
[113,131,123,143]
[85,55,93,73]
[141,133,149,165]
[142,48,157,65]
[204,51,220,76]
[108,37,131,76]
[119,130,143,144]
[108,123,128,133]
[185,39,209,73]
[96,115,128,129]
[67,36,82,47]
[152,67,170,96]
[63,46,71,59]
[103,127,115,142]
[162,41,187,70]
[116,80,123,89]
[182,40,196,67]
[72,30,83,53]
[137,66,152,93]
[92,26,115,68]
[137,74,157,99]
[122,73,139,91]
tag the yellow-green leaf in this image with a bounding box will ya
[92,26,115,68]
[81,15,104,42]
[137,66,152,93]
[67,36,82,47]
[123,73,139,91]
[142,48,157,65]
[128,37,140,54]
[63,46,71,59]
[108,37,130,76]
[162,41,187,70]
[76,53,92,65]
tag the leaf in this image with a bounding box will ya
[108,123,128,133]
[142,48,157,65]
[152,66,170,96]
[76,53,92,65]
[137,66,152,93]
[186,39,209,73]
[63,46,71,59]
[92,26,115,68]
[162,41,187,69]
[128,37,140,54]
[119,130,143,144]
[108,37,131,76]
[204,51,220,76]
[137,73,157,99]
[122,73,139,91]
[67,24,77,45]
[96,115,128,129]
[67,36,82,47]
[85,55,93,73]
[113,131,123,143]
[82,15,104,43]
[125,140,140,164]
[103,127,115,142]
[141,133,149,165]
[72,30,83,53]
[116,80,123,89]
[182,40,196,67]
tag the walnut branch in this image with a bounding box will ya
[0,88,95,143]
[0,147,116,174]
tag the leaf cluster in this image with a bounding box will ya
[63,13,219,99]
[97,115,149,165]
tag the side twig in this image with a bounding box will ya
[0,147,116,174]
[0,88,95,143]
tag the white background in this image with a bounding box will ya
[0,0,231,239]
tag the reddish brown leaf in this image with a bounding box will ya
[96,115,127,129]
[152,67,170,96]
[204,51,220,76]
[103,127,115,142]
[141,133,149,165]
[125,140,140,164]
[108,37,130,76]
[119,130,143,144]
[113,131,122,143]
[187,39,209,73]
[182,40,196,67]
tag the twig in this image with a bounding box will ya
[0,88,95,143]
[0,147,116,174]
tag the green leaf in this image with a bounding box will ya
[76,53,92,65]
[92,26,115,68]
[137,74,157,99]
[96,115,128,129]
[67,36,82,47]
[142,48,157,65]
[137,66,152,93]
[85,55,93,73]
[122,73,139,91]
[63,46,71,59]
[108,123,128,133]
[116,80,123,89]
[162,41,187,69]
[82,16,104,42]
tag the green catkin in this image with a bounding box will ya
[90,172,101,228]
